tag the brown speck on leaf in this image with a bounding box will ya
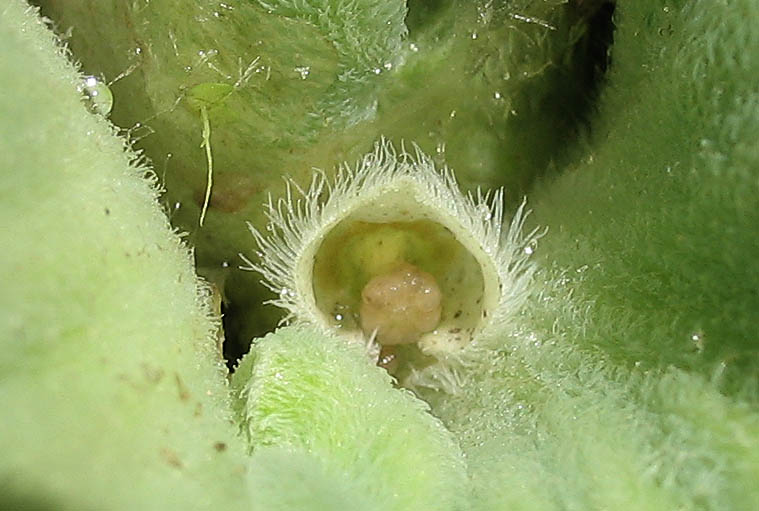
[453,310,462,319]
[142,363,164,384]
[175,373,190,401]
[104,208,110,215]
[117,373,143,391]
[214,442,227,452]
[160,447,183,469]
[194,402,203,417]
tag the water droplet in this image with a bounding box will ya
[471,32,478,40]
[373,68,382,75]
[409,43,419,52]
[383,62,393,71]
[78,75,113,117]
[493,91,502,100]
[524,246,534,255]
[476,203,492,221]
[294,66,310,80]
[221,261,230,268]
[690,331,705,352]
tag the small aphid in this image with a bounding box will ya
[198,104,213,227]
[360,262,442,346]
[186,82,235,227]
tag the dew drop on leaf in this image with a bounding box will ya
[78,75,113,117]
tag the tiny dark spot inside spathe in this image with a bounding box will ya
[160,447,183,469]
[141,363,164,384]
[116,373,140,391]
[377,345,398,373]
[174,373,190,401]
[214,441,227,452]
[482,310,488,318]
[453,310,462,319]
[449,327,461,334]
[104,207,110,215]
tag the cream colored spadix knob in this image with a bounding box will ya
[360,262,442,346]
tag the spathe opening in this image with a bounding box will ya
[239,142,540,390]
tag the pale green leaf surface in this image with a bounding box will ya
[232,325,469,511]
[0,3,249,509]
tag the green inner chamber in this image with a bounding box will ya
[312,217,485,353]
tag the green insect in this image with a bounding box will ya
[186,82,235,226]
